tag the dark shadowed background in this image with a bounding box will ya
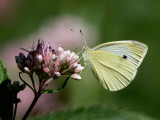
[0,0,159,119]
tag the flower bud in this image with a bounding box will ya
[25,60,31,68]
[34,58,40,66]
[43,67,50,73]
[72,55,79,62]
[57,47,64,54]
[71,74,81,80]
[66,57,71,63]
[75,64,84,73]
[19,53,26,61]
[24,67,30,73]
[52,54,56,60]
[27,54,33,62]
[59,54,65,63]
[70,52,75,58]
[69,62,78,69]
[17,63,24,71]
[37,55,43,63]
[15,56,21,63]
[64,50,71,57]
[72,63,78,68]
[54,72,61,77]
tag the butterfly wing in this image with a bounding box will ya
[91,41,148,68]
[84,41,148,91]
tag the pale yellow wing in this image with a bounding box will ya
[84,41,148,91]
[87,51,137,91]
[91,41,148,68]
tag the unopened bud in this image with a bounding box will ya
[27,54,33,62]
[70,52,75,58]
[54,72,61,77]
[72,63,78,68]
[75,64,84,73]
[24,67,30,73]
[25,60,31,68]
[37,55,43,63]
[57,47,64,54]
[34,58,40,66]
[64,50,71,57]
[59,54,65,63]
[52,54,56,60]
[72,55,79,62]
[15,56,21,63]
[19,53,26,61]
[66,57,71,63]
[17,63,24,71]
[43,67,50,73]
[71,74,81,80]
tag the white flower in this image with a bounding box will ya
[71,74,81,80]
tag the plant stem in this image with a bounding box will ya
[22,94,41,120]
[19,72,34,92]
[29,74,37,93]
[13,102,18,120]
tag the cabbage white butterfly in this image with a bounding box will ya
[81,32,148,91]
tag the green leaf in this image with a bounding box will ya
[0,60,8,84]
[0,79,13,120]
[32,106,157,120]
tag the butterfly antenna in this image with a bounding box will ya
[80,30,87,46]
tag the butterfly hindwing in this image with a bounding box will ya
[87,51,137,91]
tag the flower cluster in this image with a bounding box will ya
[15,40,84,80]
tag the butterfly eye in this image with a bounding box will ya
[122,55,127,59]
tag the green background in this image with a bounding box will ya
[0,0,159,119]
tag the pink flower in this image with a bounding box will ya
[15,40,84,81]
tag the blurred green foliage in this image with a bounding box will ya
[0,61,8,84]
[33,106,156,120]
[0,0,160,119]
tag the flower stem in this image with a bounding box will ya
[29,74,37,93]
[13,102,18,120]
[22,93,41,120]
[19,72,34,92]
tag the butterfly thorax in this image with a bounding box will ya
[82,45,92,63]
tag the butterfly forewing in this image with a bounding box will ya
[84,41,148,91]
[91,41,148,68]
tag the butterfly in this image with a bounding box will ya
[82,40,148,91]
